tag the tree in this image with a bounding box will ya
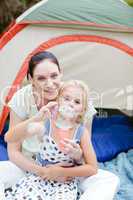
[0,0,25,33]
[24,0,41,8]
[124,0,133,6]
[0,0,41,34]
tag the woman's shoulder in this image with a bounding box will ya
[8,84,33,119]
[15,84,32,95]
[9,84,32,103]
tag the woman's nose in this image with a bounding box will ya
[45,79,53,87]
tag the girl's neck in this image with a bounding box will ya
[55,113,76,130]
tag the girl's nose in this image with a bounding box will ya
[69,101,74,108]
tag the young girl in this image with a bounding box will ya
[5,80,97,200]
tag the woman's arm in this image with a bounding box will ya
[5,102,57,143]
[5,118,37,143]
[6,110,44,175]
[7,142,42,174]
[5,119,44,143]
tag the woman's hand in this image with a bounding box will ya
[27,102,57,138]
[27,122,45,140]
[61,138,82,162]
[38,165,63,181]
[33,101,58,122]
[38,164,73,182]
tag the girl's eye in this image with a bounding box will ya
[75,100,80,104]
[64,96,70,101]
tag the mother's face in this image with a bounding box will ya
[31,59,62,100]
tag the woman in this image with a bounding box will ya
[5,80,98,199]
[0,51,119,200]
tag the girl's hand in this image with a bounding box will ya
[61,138,82,162]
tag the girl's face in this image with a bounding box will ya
[30,60,62,101]
[58,85,83,120]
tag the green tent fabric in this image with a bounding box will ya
[18,0,133,31]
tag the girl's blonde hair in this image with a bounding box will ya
[58,80,89,123]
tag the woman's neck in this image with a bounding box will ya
[32,87,52,109]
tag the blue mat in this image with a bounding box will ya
[99,149,133,200]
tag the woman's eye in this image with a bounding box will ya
[38,77,46,81]
[51,74,58,79]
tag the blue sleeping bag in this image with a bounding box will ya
[0,121,9,161]
[0,143,8,160]
[0,115,133,162]
[92,115,133,162]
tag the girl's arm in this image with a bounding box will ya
[60,116,94,163]
[61,127,98,177]
[43,128,98,180]
[85,116,93,136]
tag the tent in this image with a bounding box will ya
[0,0,133,133]
[0,2,133,198]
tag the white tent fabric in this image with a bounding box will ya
[0,26,133,112]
